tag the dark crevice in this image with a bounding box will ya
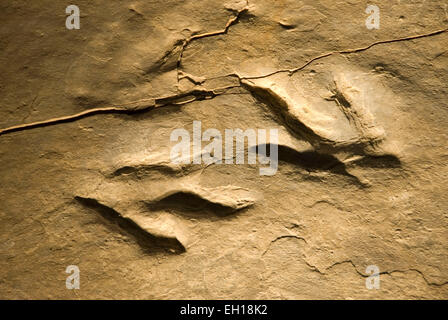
[252,144,365,185]
[145,191,250,218]
[75,196,185,254]
[351,154,402,168]
[254,143,401,170]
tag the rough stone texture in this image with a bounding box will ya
[0,0,447,299]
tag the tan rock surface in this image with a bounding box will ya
[0,0,447,299]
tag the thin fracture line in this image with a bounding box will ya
[1,27,446,136]
[0,85,240,136]
[241,27,448,80]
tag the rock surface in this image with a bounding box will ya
[0,0,447,299]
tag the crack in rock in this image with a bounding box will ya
[1,27,446,137]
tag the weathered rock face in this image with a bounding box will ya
[0,0,447,299]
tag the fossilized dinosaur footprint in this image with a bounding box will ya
[77,154,259,251]
[241,75,385,151]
